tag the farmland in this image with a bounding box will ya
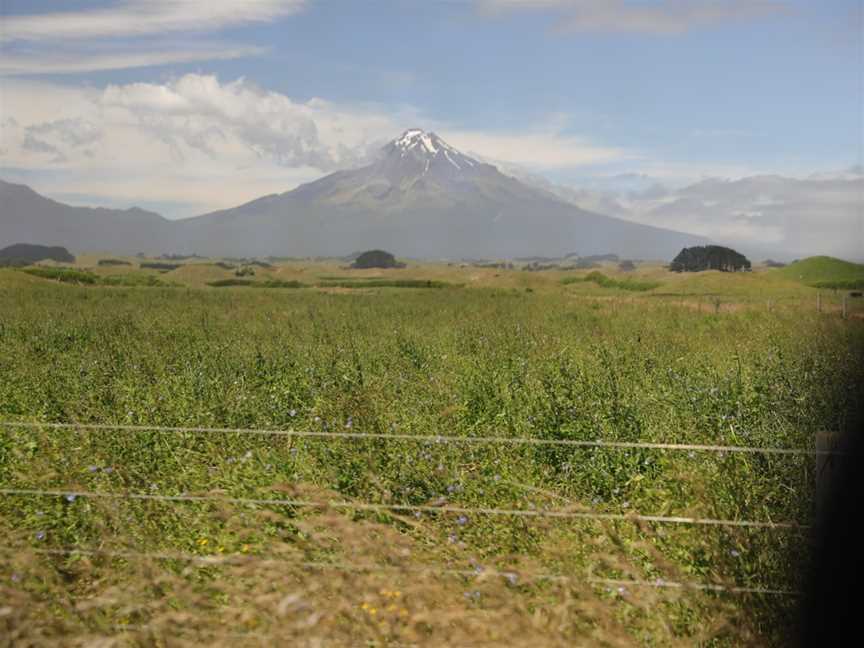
[1,258,863,647]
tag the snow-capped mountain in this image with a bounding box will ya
[2,130,710,259]
[178,129,707,258]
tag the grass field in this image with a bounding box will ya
[1,258,863,646]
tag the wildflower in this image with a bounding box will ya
[345,417,353,429]
[87,465,99,473]
[35,531,45,541]
[457,515,468,526]
[730,549,740,557]
[617,586,626,595]
[11,573,22,583]
[197,538,208,547]
[289,409,297,417]
[448,533,458,544]
[504,572,518,586]
[65,494,77,503]
[463,590,481,602]
[473,564,484,575]
[687,451,696,459]
[243,450,253,461]
[241,544,250,553]
[104,467,113,474]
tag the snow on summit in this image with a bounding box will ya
[388,129,478,172]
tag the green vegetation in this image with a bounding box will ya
[670,245,751,273]
[0,243,74,265]
[100,274,174,287]
[20,266,173,288]
[317,278,457,289]
[140,262,182,271]
[207,278,305,288]
[777,256,864,286]
[562,271,661,292]
[352,249,404,269]
[97,258,132,267]
[1,266,862,645]
[19,266,98,284]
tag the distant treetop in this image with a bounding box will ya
[0,243,75,266]
[670,245,751,273]
[351,250,404,269]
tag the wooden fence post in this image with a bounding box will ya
[817,291,821,313]
[842,294,848,319]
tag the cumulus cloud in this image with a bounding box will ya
[98,74,398,171]
[0,0,307,42]
[0,75,408,213]
[476,0,791,35]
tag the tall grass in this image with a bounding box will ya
[562,271,661,291]
[1,280,861,645]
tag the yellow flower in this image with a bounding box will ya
[197,538,208,546]
[241,544,250,553]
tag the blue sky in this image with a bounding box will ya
[0,1,861,255]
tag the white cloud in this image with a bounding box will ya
[476,0,790,35]
[0,75,641,216]
[0,0,306,42]
[520,169,864,259]
[448,129,637,169]
[0,44,267,76]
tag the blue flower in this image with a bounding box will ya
[35,531,45,541]
[65,494,76,503]
[457,515,468,526]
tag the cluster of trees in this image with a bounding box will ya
[352,250,405,269]
[0,243,74,266]
[670,246,751,273]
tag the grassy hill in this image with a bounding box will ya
[776,256,864,288]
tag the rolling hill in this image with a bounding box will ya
[776,256,864,288]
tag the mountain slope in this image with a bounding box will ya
[0,179,174,254]
[178,130,708,259]
[1,130,710,259]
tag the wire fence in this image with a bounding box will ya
[0,416,815,625]
[0,419,841,456]
[0,487,808,529]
